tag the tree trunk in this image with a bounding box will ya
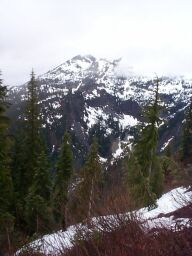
[61,204,66,231]
[88,178,94,221]
[36,214,39,234]
[64,204,68,230]
[148,149,153,178]
[6,227,11,256]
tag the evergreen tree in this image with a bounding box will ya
[54,132,73,230]
[0,72,14,251]
[24,72,52,234]
[0,73,9,128]
[11,131,27,230]
[181,99,192,161]
[165,144,172,158]
[12,71,52,235]
[126,151,149,207]
[25,149,52,234]
[76,139,103,221]
[24,71,42,190]
[160,144,177,178]
[13,71,42,201]
[126,78,163,208]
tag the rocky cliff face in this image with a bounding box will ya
[8,55,192,166]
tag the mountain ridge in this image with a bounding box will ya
[7,55,192,167]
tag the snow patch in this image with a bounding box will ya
[119,114,138,129]
[160,137,174,152]
[112,140,123,158]
[84,105,108,129]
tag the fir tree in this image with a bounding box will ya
[54,132,73,230]
[24,70,42,190]
[0,72,14,251]
[76,139,103,221]
[12,71,52,235]
[126,151,149,207]
[160,144,177,178]
[11,131,26,230]
[165,144,172,158]
[12,71,41,201]
[126,78,163,207]
[181,99,192,161]
[25,149,52,234]
[0,73,9,128]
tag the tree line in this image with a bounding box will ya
[0,72,104,252]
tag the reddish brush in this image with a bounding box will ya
[66,221,192,256]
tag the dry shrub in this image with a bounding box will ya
[16,248,45,256]
[64,186,192,256]
[65,218,192,256]
[16,186,192,256]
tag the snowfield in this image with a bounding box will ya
[17,187,192,255]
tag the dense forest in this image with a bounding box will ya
[0,71,192,255]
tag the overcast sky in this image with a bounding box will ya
[1,0,192,85]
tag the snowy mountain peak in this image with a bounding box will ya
[39,55,119,84]
[71,54,96,62]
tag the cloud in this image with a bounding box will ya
[1,0,192,85]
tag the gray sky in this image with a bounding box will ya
[1,0,192,85]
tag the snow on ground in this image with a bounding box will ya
[17,226,78,255]
[119,114,138,129]
[158,80,183,95]
[112,139,123,159]
[83,105,108,129]
[111,136,133,164]
[17,187,192,255]
[55,114,62,119]
[52,102,61,109]
[138,187,192,219]
[99,156,108,163]
[160,136,174,152]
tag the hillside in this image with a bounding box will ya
[7,55,192,166]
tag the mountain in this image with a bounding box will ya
[7,55,192,167]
